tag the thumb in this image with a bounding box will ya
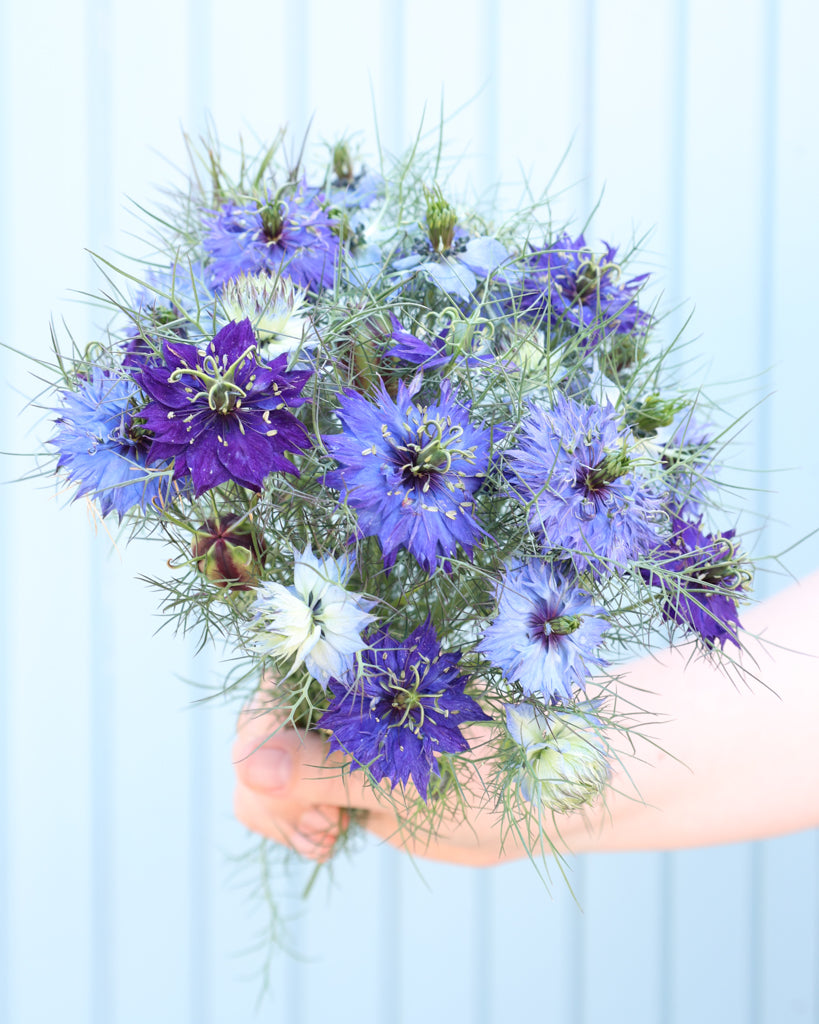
[233,718,391,815]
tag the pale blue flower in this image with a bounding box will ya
[393,236,511,303]
[477,559,608,700]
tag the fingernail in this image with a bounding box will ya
[244,748,293,793]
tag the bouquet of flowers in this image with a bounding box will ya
[42,129,752,876]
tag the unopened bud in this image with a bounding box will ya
[332,141,355,184]
[191,515,266,591]
[506,702,610,812]
[425,186,458,253]
[633,394,686,436]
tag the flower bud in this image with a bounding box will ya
[425,186,458,252]
[191,515,266,590]
[332,141,355,184]
[633,394,687,437]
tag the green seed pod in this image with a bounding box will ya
[191,515,266,591]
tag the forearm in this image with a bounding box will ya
[373,571,819,864]
[234,572,819,865]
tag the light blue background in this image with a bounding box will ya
[1,1,817,1022]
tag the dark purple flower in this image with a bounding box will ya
[382,312,445,366]
[324,380,492,573]
[203,183,340,292]
[507,233,650,345]
[136,318,311,496]
[318,621,491,800]
[507,393,662,576]
[641,515,747,649]
[49,368,171,520]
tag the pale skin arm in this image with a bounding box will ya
[233,571,819,867]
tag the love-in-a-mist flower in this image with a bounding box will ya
[50,368,170,520]
[324,380,492,573]
[477,559,608,700]
[507,393,662,575]
[251,546,376,686]
[203,183,339,292]
[508,233,650,343]
[641,515,747,649]
[505,700,610,811]
[136,318,311,496]
[319,621,491,800]
[391,187,511,302]
[217,273,319,364]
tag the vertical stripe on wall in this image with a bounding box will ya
[381,0,405,158]
[750,9,780,1019]
[0,0,10,1017]
[85,1,115,1020]
[186,6,213,1020]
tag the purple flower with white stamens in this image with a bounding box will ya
[319,620,491,800]
[507,233,650,344]
[641,515,746,649]
[136,318,311,496]
[203,183,339,292]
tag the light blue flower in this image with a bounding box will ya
[49,368,171,521]
[393,236,512,302]
[507,393,663,576]
[251,546,377,686]
[477,559,608,700]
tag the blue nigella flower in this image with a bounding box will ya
[477,559,608,700]
[507,233,650,345]
[318,620,491,800]
[390,186,511,302]
[203,183,340,293]
[507,393,662,576]
[324,380,492,573]
[136,318,311,497]
[393,235,511,303]
[50,368,170,520]
[641,514,746,649]
[251,545,377,686]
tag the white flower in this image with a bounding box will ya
[251,546,377,686]
[218,273,319,362]
[505,701,610,812]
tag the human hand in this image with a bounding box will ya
[232,693,529,866]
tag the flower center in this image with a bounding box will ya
[259,200,284,242]
[545,614,583,636]
[167,344,257,415]
[569,251,620,304]
[583,444,631,492]
[396,415,476,492]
